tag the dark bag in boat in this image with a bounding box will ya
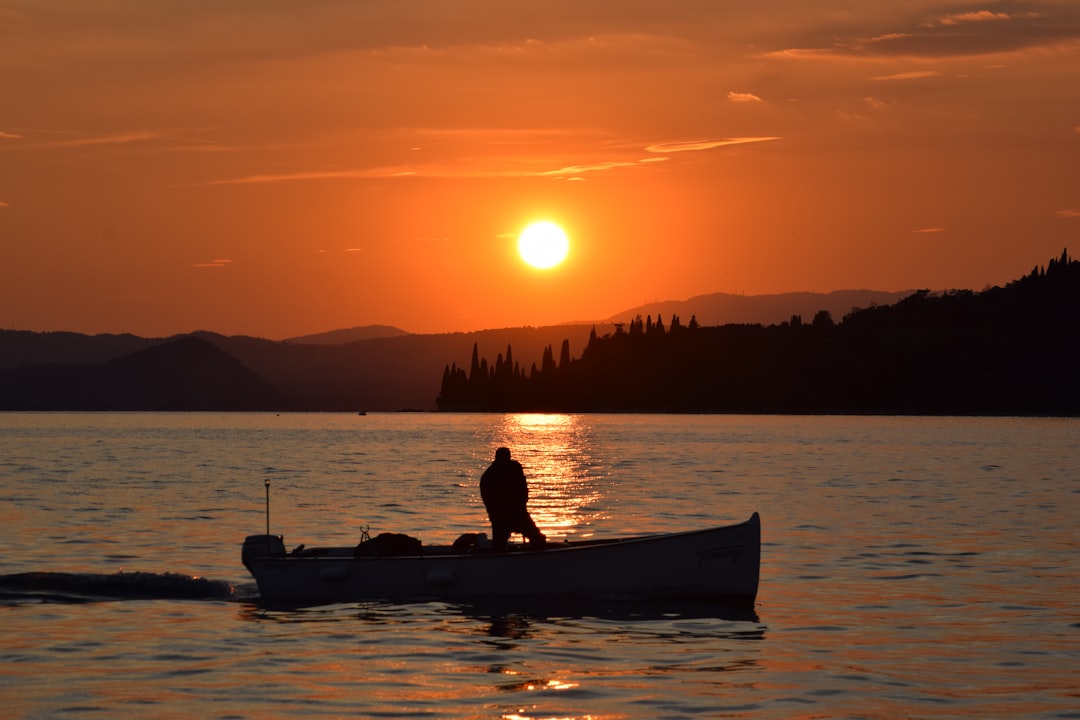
[451,532,488,553]
[354,532,423,557]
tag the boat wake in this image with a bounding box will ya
[0,570,240,605]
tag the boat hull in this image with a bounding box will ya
[243,513,760,606]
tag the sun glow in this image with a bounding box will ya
[518,221,569,269]
[493,414,608,540]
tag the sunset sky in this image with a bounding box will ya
[2,1,1078,339]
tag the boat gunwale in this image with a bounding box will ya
[252,513,760,562]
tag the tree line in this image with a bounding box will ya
[437,250,1079,415]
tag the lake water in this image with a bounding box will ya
[1,412,1077,719]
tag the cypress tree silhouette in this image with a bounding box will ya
[436,251,1078,415]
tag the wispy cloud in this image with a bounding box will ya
[1,129,171,151]
[0,200,10,208]
[762,4,1079,61]
[872,70,941,81]
[727,91,762,103]
[198,167,418,186]
[932,11,1017,27]
[195,133,780,187]
[1057,209,1080,219]
[542,160,639,176]
[48,130,165,148]
[914,227,947,233]
[193,258,233,268]
[870,33,912,43]
[761,48,833,60]
[645,137,780,153]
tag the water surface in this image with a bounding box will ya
[1,412,1077,718]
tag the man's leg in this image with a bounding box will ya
[491,522,511,552]
[519,514,546,548]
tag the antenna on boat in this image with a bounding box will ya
[264,478,271,536]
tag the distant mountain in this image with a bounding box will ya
[0,290,922,412]
[608,290,914,328]
[0,325,610,411]
[206,325,611,412]
[0,329,154,370]
[284,325,410,345]
[0,336,280,410]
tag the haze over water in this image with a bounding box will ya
[1,412,1077,718]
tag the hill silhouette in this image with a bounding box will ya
[283,325,409,345]
[2,252,1075,414]
[0,325,608,412]
[0,336,280,410]
[438,250,1079,415]
[607,289,913,328]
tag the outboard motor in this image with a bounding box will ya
[242,534,286,565]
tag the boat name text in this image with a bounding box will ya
[696,545,742,566]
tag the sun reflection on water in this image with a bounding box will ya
[489,414,610,540]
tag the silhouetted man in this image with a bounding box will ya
[480,447,546,552]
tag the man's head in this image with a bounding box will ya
[495,447,511,462]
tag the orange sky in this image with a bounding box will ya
[1,1,1078,339]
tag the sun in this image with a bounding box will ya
[518,221,570,269]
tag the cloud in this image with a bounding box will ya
[872,70,941,81]
[762,3,1080,61]
[190,127,781,187]
[1057,209,1080,219]
[913,227,947,233]
[870,33,912,43]
[933,11,1014,27]
[193,258,233,268]
[760,47,833,60]
[727,91,762,103]
[865,96,889,111]
[3,129,171,151]
[198,159,609,185]
[0,131,22,139]
[0,200,10,208]
[198,167,416,186]
[197,135,779,186]
[542,160,638,176]
[645,137,780,153]
[48,130,165,148]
